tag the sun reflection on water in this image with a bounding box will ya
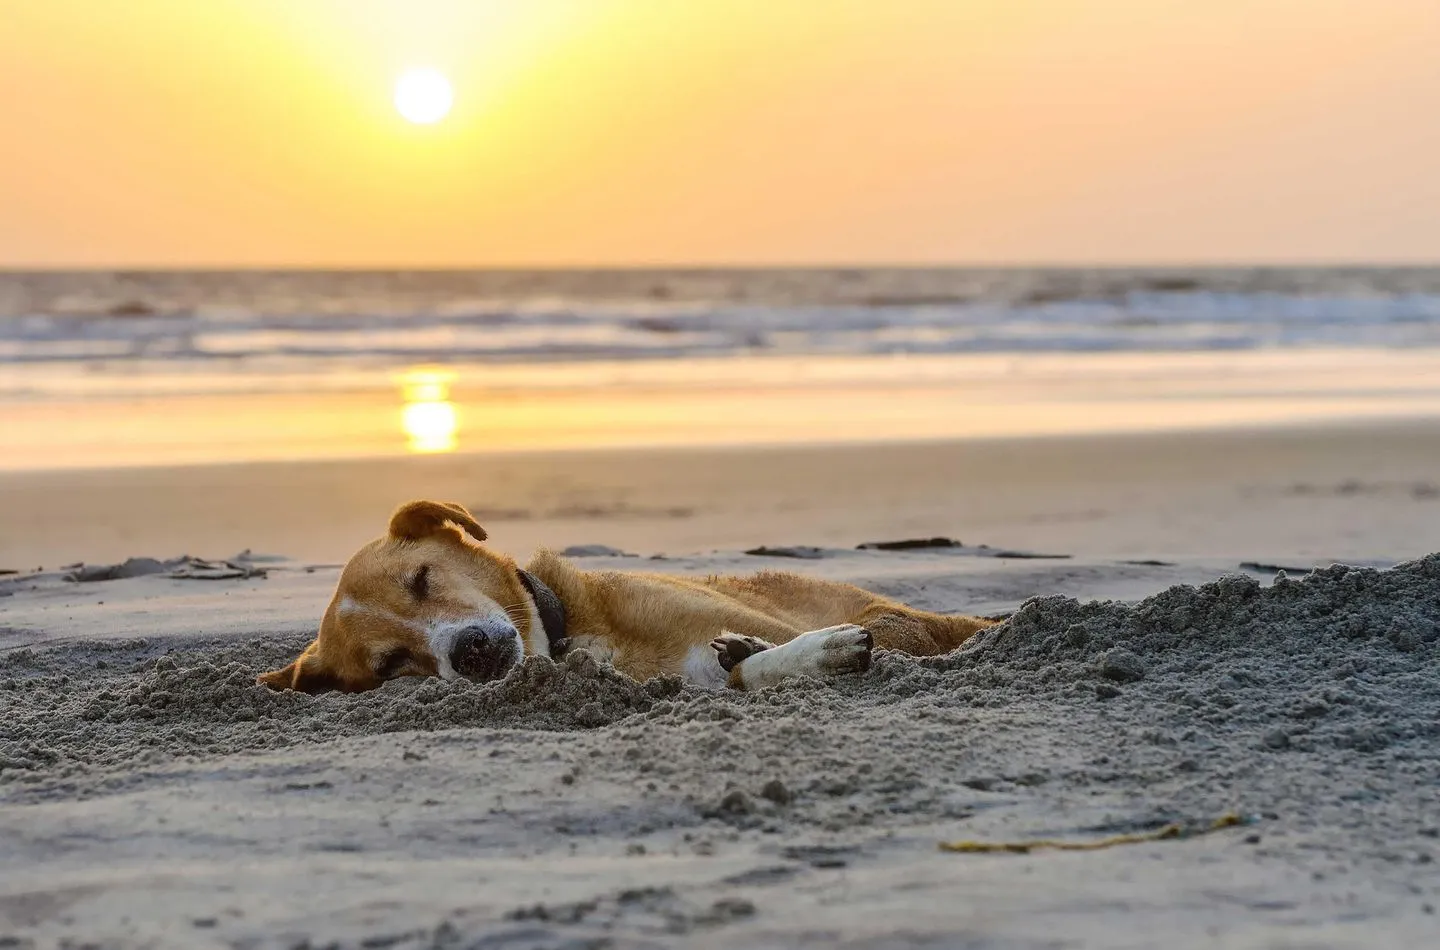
[397,367,459,453]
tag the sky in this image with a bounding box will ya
[2,0,1438,267]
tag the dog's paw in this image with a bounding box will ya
[731,624,873,689]
[809,623,874,675]
[711,633,774,672]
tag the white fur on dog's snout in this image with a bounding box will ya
[426,610,523,681]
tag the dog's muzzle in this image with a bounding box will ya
[449,621,522,681]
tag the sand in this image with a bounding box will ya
[6,421,1440,571]
[2,547,1439,948]
[3,428,1440,948]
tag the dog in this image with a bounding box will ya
[257,500,996,694]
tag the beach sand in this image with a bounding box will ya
[3,423,1440,948]
[5,420,1440,571]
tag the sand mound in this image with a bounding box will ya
[0,644,688,781]
[852,558,1440,753]
[4,556,1438,795]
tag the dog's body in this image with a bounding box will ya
[258,501,996,694]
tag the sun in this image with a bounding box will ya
[393,68,454,125]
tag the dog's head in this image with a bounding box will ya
[257,500,539,694]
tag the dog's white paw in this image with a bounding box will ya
[710,632,773,672]
[807,623,875,675]
[733,623,873,690]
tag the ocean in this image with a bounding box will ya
[3,267,1440,398]
[4,267,1440,470]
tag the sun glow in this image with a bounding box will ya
[398,367,459,453]
[393,68,453,124]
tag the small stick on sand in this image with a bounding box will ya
[939,812,1247,854]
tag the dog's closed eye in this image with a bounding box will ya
[375,647,412,679]
[407,565,430,601]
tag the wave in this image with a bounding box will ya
[3,269,1440,371]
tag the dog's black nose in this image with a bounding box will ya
[449,622,521,681]
[453,626,495,652]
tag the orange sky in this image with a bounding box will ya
[2,0,1438,267]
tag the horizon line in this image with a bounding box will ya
[4,259,1440,274]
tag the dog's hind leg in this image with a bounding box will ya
[710,624,873,690]
[854,607,993,656]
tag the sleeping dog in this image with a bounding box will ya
[258,500,995,694]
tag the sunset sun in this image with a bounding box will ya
[393,68,453,125]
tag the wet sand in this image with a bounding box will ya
[3,420,1440,570]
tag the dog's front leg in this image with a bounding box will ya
[709,625,873,690]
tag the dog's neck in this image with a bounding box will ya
[517,569,566,658]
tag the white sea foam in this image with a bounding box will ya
[3,269,1440,391]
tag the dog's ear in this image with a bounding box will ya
[256,641,342,694]
[388,500,487,543]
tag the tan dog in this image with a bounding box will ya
[258,500,996,694]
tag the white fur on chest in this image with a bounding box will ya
[682,644,730,690]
